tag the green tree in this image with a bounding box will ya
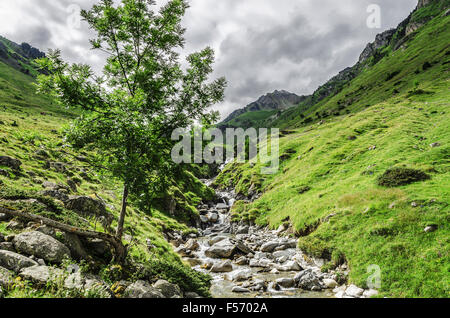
[36,0,226,261]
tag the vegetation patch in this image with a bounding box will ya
[377,168,431,187]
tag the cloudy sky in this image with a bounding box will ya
[0,0,418,119]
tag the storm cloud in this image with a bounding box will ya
[0,0,418,119]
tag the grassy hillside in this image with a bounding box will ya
[0,56,213,297]
[215,12,450,297]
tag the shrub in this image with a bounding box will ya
[377,168,430,187]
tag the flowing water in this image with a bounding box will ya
[189,178,334,298]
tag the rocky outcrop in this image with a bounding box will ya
[359,29,396,63]
[0,250,38,272]
[12,231,71,264]
[65,196,113,226]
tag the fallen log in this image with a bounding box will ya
[0,205,127,262]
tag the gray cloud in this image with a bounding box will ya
[0,0,418,119]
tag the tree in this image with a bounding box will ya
[36,0,226,261]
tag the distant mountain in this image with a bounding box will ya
[0,35,46,76]
[218,90,307,130]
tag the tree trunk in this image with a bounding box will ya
[115,184,129,241]
[0,205,127,263]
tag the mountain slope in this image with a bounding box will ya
[215,2,450,297]
[271,0,450,129]
[0,36,45,77]
[0,42,213,297]
[218,90,307,130]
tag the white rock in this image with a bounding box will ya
[345,284,364,297]
[363,289,379,298]
[323,278,338,289]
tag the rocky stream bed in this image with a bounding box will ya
[170,178,380,299]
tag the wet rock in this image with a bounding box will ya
[233,240,253,255]
[232,286,251,293]
[278,260,302,272]
[228,269,252,282]
[0,250,38,272]
[260,241,280,253]
[235,256,248,266]
[185,239,200,251]
[13,231,71,264]
[345,284,364,297]
[295,269,322,291]
[207,213,219,223]
[185,258,203,267]
[19,265,64,286]
[236,225,249,234]
[208,236,227,246]
[276,277,295,288]
[0,156,22,170]
[216,203,228,210]
[205,240,236,259]
[211,260,233,273]
[153,279,182,298]
[125,280,164,298]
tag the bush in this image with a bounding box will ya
[377,168,430,187]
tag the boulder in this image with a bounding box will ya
[211,260,233,273]
[125,280,164,298]
[0,156,22,170]
[61,232,89,261]
[0,242,15,252]
[208,236,227,246]
[235,256,248,266]
[278,260,302,272]
[19,265,64,286]
[0,233,3,243]
[295,269,323,291]
[83,238,111,259]
[65,196,113,225]
[185,292,201,298]
[232,286,251,293]
[0,250,38,272]
[64,272,111,297]
[345,284,364,298]
[153,280,182,298]
[12,231,71,264]
[323,278,338,289]
[236,225,249,234]
[228,269,252,282]
[207,213,219,223]
[185,239,200,251]
[205,240,236,259]
[216,203,228,210]
[0,266,13,289]
[260,241,280,253]
[276,277,295,288]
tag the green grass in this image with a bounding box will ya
[0,53,212,297]
[215,12,450,298]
